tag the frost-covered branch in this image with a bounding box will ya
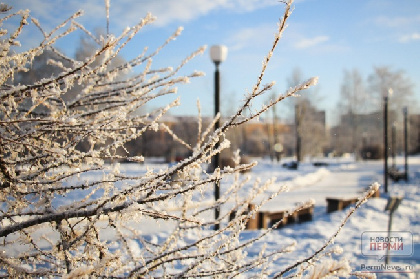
[274,183,380,278]
[0,0,375,277]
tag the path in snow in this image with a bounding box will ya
[259,160,382,212]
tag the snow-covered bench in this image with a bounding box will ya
[228,204,260,230]
[257,205,314,229]
[229,203,315,230]
[326,197,358,213]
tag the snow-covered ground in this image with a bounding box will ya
[7,156,417,277]
[134,155,420,278]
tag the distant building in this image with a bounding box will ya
[330,111,385,156]
[330,110,419,158]
[113,106,330,160]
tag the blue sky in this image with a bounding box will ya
[5,0,420,125]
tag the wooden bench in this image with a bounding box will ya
[326,197,358,213]
[258,205,315,229]
[259,211,288,229]
[295,205,314,222]
[230,203,315,230]
[229,204,260,230]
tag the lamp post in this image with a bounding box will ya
[384,196,403,264]
[391,122,396,170]
[383,88,392,194]
[403,107,408,181]
[295,103,302,163]
[210,45,227,230]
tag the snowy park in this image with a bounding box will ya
[2,0,420,277]
[222,155,420,278]
[82,155,420,278]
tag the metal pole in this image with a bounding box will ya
[384,197,403,265]
[385,211,393,264]
[295,104,301,162]
[403,107,408,181]
[392,122,396,170]
[273,102,279,162]
[384,96,389,193]
[214,63,221,230]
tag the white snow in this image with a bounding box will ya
[7,156,417,277]
[127,155,420,277]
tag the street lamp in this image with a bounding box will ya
[384,196,403,264]
[391,122,396,170]
[210,45,227,230]
[295,103,302,163]
[403,106,409,181]
[383,88,392,193]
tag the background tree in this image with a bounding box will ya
[0,1,377,277]
[336,68,366,158]
[368,66,415,120]
[339,69,366,114]
[368,66,415,152]
[286,68,327,160]
[367,66,416,157]
[13,49,68,86]
[333,66,416,158]
[66,31,129,104]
